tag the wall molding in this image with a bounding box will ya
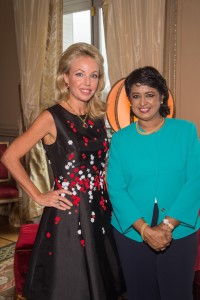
[0,126,19,138]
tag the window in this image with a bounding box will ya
[63,0,110,100]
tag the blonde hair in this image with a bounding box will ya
[56,42,107,119]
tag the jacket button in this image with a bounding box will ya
[161,208,165,212]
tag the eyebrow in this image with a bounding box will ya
[131,90,156,94]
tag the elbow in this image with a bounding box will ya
[1,150,11,169]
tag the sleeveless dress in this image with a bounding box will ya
[23,104,125,300]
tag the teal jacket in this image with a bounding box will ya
[107,118,200,242]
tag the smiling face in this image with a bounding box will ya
[129,83,163,122]
[63,55,99,104]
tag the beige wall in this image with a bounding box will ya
[0,0,20,141]
[176,0,200,134]
[0,0,200,138]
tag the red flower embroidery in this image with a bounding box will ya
[84,181,90,189]
[69,153,74,160]
[83,136,88,146]
[48,252,53,255]
[55,216,61,224]
[80,239,85,247]
[46,232,51,238]
[72,195,80,206]
[88,119,94,126]
[100,196,107,210]
[93,166,98,171]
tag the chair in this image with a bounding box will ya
[0,141,23,225]
[14,223,39,300]
[193,227,200,299]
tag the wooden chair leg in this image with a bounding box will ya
[193,271,200,300]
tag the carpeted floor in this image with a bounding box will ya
[0,243,16,300]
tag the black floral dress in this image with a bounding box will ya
[23,104,125,300]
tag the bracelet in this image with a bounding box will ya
[140,222,148,241]
[163,218,174,230]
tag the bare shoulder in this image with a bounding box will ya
[32,110,56,145]
[14,111,56,148]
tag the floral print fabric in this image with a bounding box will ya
[23,104,125,300]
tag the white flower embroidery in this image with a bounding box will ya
[62,182,69,188]
[68,140,73,145]
[91,212,95,223]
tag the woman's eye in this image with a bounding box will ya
[147,93,154,97]
[91,73,98,79]
[132,94,140,99]
[76,72,83,77]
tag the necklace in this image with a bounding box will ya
[136,118,165,135]
[67,101,88,128]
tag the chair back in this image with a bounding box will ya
[0,142,10,182]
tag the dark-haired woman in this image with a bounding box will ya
[107,66,200,300]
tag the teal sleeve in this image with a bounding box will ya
[167,124,200,227]
[107,136,143,233]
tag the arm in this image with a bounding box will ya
[166,124,200,227]
[107,137,142,233]
[1,111,72,210]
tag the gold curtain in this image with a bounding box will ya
[102,0,166,87]
[11,0,63,225]
[163,0,178,102]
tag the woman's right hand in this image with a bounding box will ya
[142,225,172,252]
[34,188,73,210]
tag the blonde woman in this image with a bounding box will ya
[1,43,125,300]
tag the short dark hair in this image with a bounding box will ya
[124,66,170,117]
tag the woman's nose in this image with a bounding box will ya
[140,95,146,106]
[84,76,91,86]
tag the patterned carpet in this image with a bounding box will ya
[0,243,15,300]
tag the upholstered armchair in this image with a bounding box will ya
[0,141,23,225]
